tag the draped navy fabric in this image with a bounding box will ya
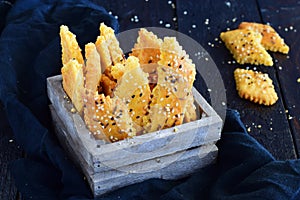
[1,1,300,199]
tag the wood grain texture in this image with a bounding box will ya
[257,0,300,157]
[47,75,222,196]
[92,0,177,31]
[0,103,22,200]
[175,0,297,160]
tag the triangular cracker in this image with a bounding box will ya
[113,56,151,132]
[238,22,289,54]
[101,23,124,64]
[159,37,196,89]
[84,43,102,93]
[220,29,273,66]
[85,94,136,142]
[144,66,188,132]
[61,59,85,114]
[131,28,162,65]
[60,25,84,66]
[234,68,278,106]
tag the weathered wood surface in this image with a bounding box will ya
[1,0,300,199]
[257,0,300,158]
[51,104,218,196]
[47,73,222,196]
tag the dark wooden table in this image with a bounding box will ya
[1,0,299,199]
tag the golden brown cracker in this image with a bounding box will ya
[239,22,289,54]
[144,66,190,132]
[60,25,84,66]
[84,43,101,93]
[159,37,196,89]
[95,35,112,72]
[84,94,136,142]
[234,68,278,106]
[61,59,85,114]
[131,28,162,65]
[99,23,124,65]
[113,56,151,131]
[220,29,273,66]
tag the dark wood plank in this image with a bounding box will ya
[176,0,297,160]
[0,102,23,200]
[257,0,300,158]
[92,0,177,31]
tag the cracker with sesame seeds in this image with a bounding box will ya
[159,37,196,88]
[238,22,289,54]
[145,37,197,130]
[234,68,278,106]
[86,94,136,142]
[144,66,190,132]
[83,43,102,137]
[113,56,151,132]
[220,29,273,66]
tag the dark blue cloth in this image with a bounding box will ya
[1,0,300,200]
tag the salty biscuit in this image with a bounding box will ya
[95,35,112,72]
[83,43,102,137]
[238,22,289,54]
[99,23,124,65]
[131,28,163,65]
[155,37,196,129]
[84,43,102,93]
[88,94,136,142]
[60,25,84,66]
[220,29,273,66]
[61,59,85,114]
[159,37,196,89]
[234,68,278,106]
[113,56,151,131]
[144,66,189,132]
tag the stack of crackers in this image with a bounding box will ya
[59,23,197,142]
[220,22,289,106]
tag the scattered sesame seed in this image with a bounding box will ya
[9,139,13,143]
[225,1,231,7]
[165,23,171,28]
[204,18,209,25]
[159,20,163,24]
[183,10,188,15]
[247,127,251,132]
[297,78,300,83]
[192,24,196,28]
[71,108,76,113]
[257,125,262,129]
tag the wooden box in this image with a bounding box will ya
[47,75,222,197]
